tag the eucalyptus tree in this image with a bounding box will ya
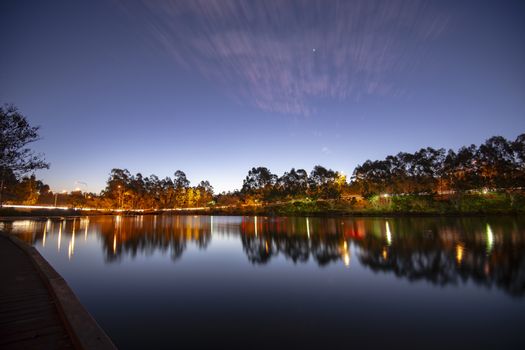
[309,165,342,199]
[173,170,189,207]
[242,167,277,201]
[277,168,308,198]
[477,136,516,189]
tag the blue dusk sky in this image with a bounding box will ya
[1,0,524,193]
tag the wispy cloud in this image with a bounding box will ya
[118,0,449,115]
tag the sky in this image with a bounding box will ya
[1,0,524,193]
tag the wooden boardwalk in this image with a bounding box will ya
[0,234,116,349]
[0,234,75,349]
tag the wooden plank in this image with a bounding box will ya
[0,235,76,349]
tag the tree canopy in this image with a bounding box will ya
[0,104,49,205]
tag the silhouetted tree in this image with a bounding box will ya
[0,104,49,205]
[242,167,277,201]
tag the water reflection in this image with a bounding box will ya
[2,215,525,297]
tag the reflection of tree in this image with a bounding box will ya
[310,238,342,266]
[239,216,346,267]
[238,216,525,297]
[6,215,525,297]
[355,218,525,297]
[241,235,276,264]
[240,233,344,266]
[96,216,212,263]
[275,236,309,263]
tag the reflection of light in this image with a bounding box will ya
[113,235,117,254]
[210,216,214,235]
[58,222,62,251]
[306,217,310,239]
[456,244,464,264]
[382,248,388,260]
[265,241,269,253]
[486,224,494,252]
[343,252,350,267]
[72,229,75,254]
[69,225,75,259]
[482,188,489,195]
[42,224,47,247]
[386,221,392,245]
[341,240,350,267]
[84,218,89,240]
[254,216,258,237]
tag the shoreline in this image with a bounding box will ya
[1,207,523,220]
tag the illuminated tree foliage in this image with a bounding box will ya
[352,134,525,197]
[100,168,214,209]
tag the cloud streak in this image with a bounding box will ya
[119,0,450,115]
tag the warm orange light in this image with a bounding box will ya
[456,244,464,264]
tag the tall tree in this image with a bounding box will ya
[173,170,189,207]
[0,104,49,206]
[241,167,277,201]
[309,165,341,199]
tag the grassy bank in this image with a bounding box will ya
[205,193,525,217]
[2,193,524,218]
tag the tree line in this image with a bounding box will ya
[98,168,214,209]
[4,134,525,209]
[2,104,525,209]
[352,134,525,197]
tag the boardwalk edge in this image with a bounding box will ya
[2,233,117,350]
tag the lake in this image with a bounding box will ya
[2,215,525,349]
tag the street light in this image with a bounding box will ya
[118,185,123,209]
[54,190,67,207]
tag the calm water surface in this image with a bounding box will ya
[2,215,525,349]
